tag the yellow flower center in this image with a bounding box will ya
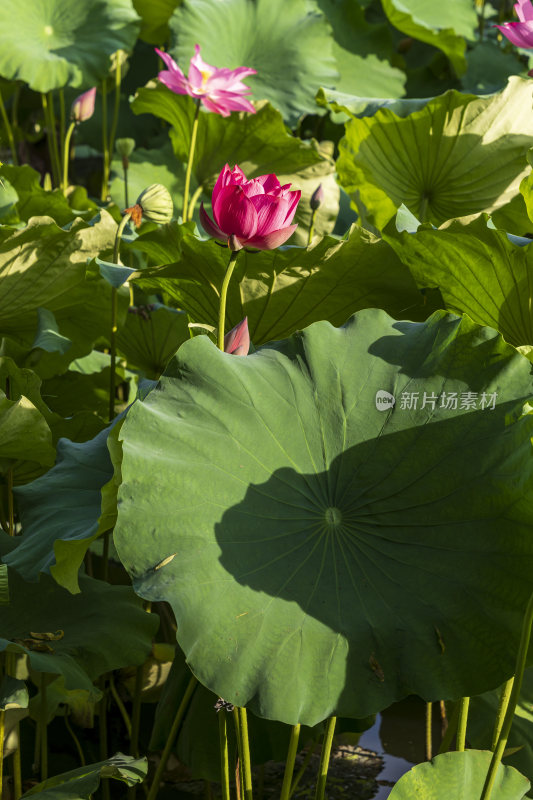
[200,69,212,87]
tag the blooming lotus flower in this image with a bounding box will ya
[155,45,256,117]
[496,0,533,48]
[71,88,97,122]
[224,317,250,356]
[200,164,301,250]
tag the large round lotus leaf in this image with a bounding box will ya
[168,0,338,125]
[337,77,533,230]
[388,751,529,799]
[384,213,533,347]
[114,309,533,726]
[0,0,140,93]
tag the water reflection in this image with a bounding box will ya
[359,697,445,798]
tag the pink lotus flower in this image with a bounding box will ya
[224,317,250,356]
[496,0,533,47]
[155,45,256,117]
[71,87,97,122]
[200,164,301,250]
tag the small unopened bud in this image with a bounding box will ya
[136,183,173,224]
[224,317,250,356]
[116,138,136,170]
[71,88,97,123]
[310,184,324,211]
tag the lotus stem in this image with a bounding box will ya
[455,697,469,751]
[130,664,144,757]
[146,674,197,800]
[127,665,145,800]
[0,87,17,166]
[109,53,122,173]
[62,121,77,195]
[40,672,48,781]
[187,185,203,221]
[41,93,61,187]
[490,676,514,751]
[480,590,533,800]
[314,716,336,800]
[10,83,20,162]
[218,250,239,351]
[0,708,4,798]
[308,208,317,246]
[58,89,66,166]
[12,724,22,799]
[218,709,230,800]
[109,211,131,421]
[238,708,252,800]
[280,724,301,800]
[438,701,459,754]
[425,701,432,760]
[64,712,86,766]
[99,676,110,800]
[109,672,132,737]
[233,708,244,800]
[289,739,318,798]
[101,80,109,202]
[4,378,14,536]
[124,162,129,209]
[183,99,201,222]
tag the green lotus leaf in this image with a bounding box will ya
[130,224,435,343]
[316,86,433,119]
[388,751,529,799]
[22,754,148,800]
[41,356,113,419]
[0,165,78,226]
[6,421,118,594]
[0,392,55,481]
[337,77,533,230]
[0,0,141,93]
[384,212,533,347]
[381,0,477,74]
[133,0,181,44]
[0,676,28,710]
[168,0,338,125]
[468,667,533,788]
[317,0,405,99]
[29,674,96,727]
[0,213,128,379]
[0,541,158,693]
[114,309,533,725]
[33,309,72,355]
[116,303,190,379]
[131,85,324,193]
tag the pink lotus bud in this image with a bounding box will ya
[224,317,250,356]
[200,163,301,250]
[71,88,97,123]
[310,184,324,211]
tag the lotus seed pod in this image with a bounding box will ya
[136,184,173,224]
